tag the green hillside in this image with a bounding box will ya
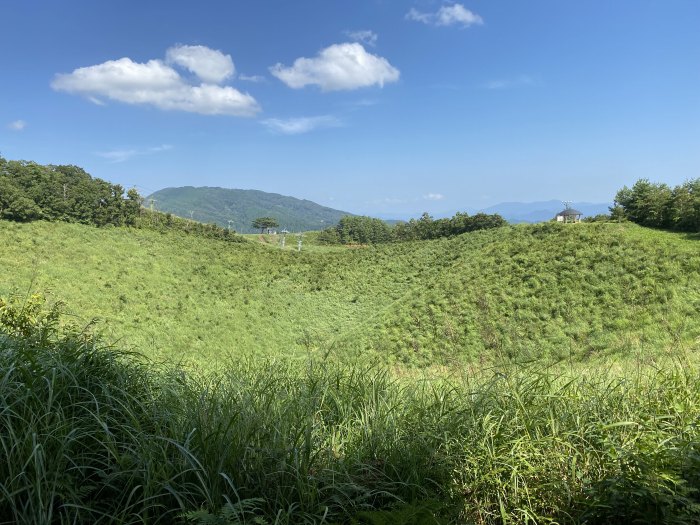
[147,186,353,233]
[1,220,697,367]
[3,219,700,523]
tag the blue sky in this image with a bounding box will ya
[1,1,698,216]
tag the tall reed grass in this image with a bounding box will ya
[2,294,699,524]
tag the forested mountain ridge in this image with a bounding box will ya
[147,186,353,233]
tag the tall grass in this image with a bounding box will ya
[2,294,700,524]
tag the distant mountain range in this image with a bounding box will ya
[148,187,612,231]
[377,201,612,224]
[147,186,353,233]
[478,200,612,223]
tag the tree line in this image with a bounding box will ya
[318,211,507,245]
[613,178,700,232]
[0,157,141,226]
[0,156,243,242]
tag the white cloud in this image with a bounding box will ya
[7,120,26,131]
[52,46,260,117]
[484,75,536,90]
[165,44,234,84]
[407,4,483,27]
[261,115,341,135]
[96,149,138,163]
[436,4,483,26]
[270,43,399,91]
[97,144,173,163]
[239,74,266,82]
[406,8,432,24]
[345,30,378,47]
[423,193,445,201]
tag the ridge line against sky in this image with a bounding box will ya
[1,1,698,216]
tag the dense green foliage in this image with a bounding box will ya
[251,216,280,232]
[614,178,700,232]
[325,215,393,244]
[318,211,506,245]
[147,186,353,233]
[582,213,613,223]
[0,156,141,226]
[0,220,697,367]
[392,211,507,241]
[3,295,700,524]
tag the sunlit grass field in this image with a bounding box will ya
[1,220,698,368]
[2,220,700,523]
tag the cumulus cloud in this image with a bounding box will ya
[423,193,445,201]
[165,44,234,84]
[7,120,26,131]
[261,115,341,135]
[97,144,173,163]
[407,4,483,27]
[52,46,260,117]
[270,43,399,91]
[345,30,378,47]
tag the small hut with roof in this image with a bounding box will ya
[555,203,582,223]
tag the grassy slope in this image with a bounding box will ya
[353,223,700,364]
[1,220,698,366]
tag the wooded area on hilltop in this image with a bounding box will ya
[614,178,700,232]
[0,156,141,226]
[0,156,244,242]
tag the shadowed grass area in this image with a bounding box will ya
[2,294,700,524]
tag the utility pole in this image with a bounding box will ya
[280,230,286,248]
[227,220,234,231]
[189,210,195,220]
[149,198,157,211]
[296,232,303,252]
